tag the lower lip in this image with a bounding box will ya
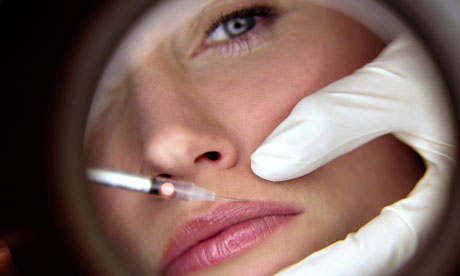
[164,214,295,275]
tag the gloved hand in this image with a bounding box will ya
[251,33,457,276]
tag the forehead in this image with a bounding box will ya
[92,0,317,100]
[120,0,209,62]
[92,0,210,108]
[95,0,266,96]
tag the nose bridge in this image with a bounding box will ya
[133,48,205,140]
[132,48,237,178]
[133,45,187,114]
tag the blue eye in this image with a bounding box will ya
[205,5,277,45]
[209,15,256,43]
[225,16,256,37]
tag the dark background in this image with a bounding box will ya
[1,0,460,275]
[1,0,106,274]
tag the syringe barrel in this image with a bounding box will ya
[152,177,215,201]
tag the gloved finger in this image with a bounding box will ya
[251,33,454,182]
[274,158,453,276]
[274,209,416,276]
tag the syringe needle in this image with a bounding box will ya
[88,167,251,202]
[215,195,250,202]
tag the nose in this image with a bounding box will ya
[133,47,238,179]
[141,124,238,178]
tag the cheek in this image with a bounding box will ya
[191,17,383,155]
[192,51,350,156]
[86,93,143,171]
[191,62,327,158]
[90,186,175,268]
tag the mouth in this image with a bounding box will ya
[161,201,301,275]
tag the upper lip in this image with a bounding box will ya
[160,200,302,271]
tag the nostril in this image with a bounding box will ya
[204,151,220,161]
[157,173,172,178]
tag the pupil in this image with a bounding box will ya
[234,21,243,29]
[224,16,255,37]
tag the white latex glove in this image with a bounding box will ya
[251,33,457,276]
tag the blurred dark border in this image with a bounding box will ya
[1,0,460,275]
[385,1,460,275]
[1,0,128,275]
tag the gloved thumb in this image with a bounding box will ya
[250,33,454,181]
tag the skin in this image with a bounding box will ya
[86,0,425,275]
[0,243,16,275]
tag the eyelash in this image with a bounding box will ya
[196,4,279,56]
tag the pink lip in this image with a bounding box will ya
[161,201,301,275]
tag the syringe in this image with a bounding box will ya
[87,168,248,202]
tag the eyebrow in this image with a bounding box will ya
[200,0,227,10]
[175,0,239,58]
[181,0,229,56]
[192,0,230,30]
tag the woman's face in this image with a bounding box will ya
[86,0,424,275]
